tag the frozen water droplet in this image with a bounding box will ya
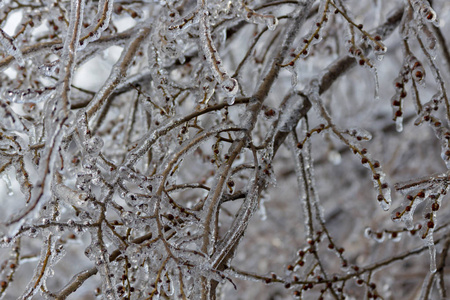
[355,277,364,286]
[47,268,55,277]
[373,231,385,243]
[39,60,60,77]
[104,288,116,300]
[364,227,372,239]
[121,211,135,226]
[226,96,236,105]
[1,236,13,247]
[390,232,402,242]
[221,77,238,95]
[378,195,391,211]
[374,45,387,61]
[84,136,104,154]
[419,6,437,24]
[75,225,84,234]
[5,90,18,102]
[265,16,278,31]
[27,227,39,238]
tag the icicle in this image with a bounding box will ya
[422,213,437,273]
[286,65,298,87]
[258,196,267,221]
[395,116,404,132]
[428,243,437,273]
[370,62,380,100]
[2,173,13,196]
[226,96,236,105]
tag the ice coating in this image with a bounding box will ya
[0,0,447,298]
[0,28,24,66]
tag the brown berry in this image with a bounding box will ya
[432,203,439,211]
